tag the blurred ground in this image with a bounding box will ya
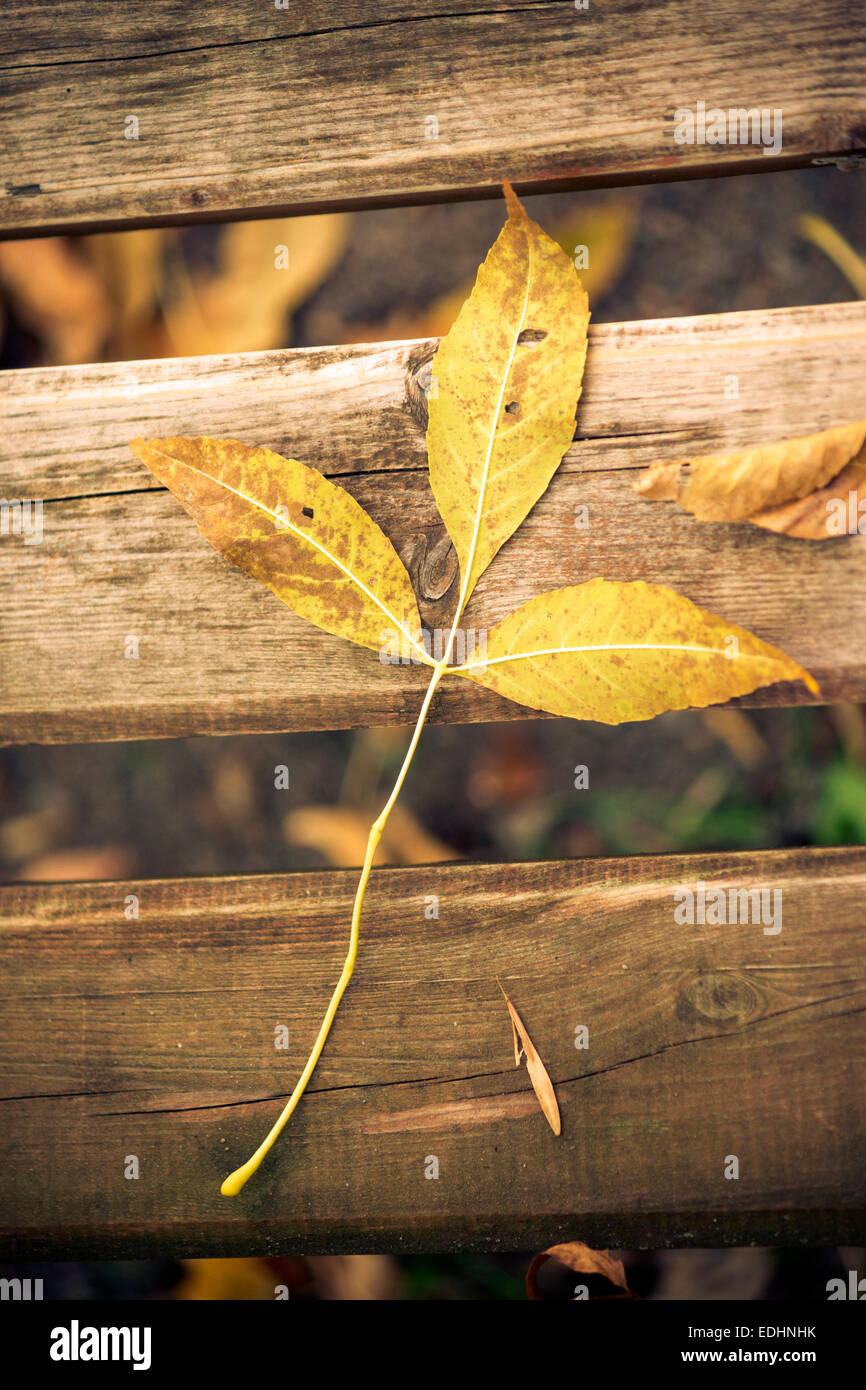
[1,166,865,1299]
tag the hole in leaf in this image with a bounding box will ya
[301,506,315,520]
[517,328,547,345]
[504,401,520,416]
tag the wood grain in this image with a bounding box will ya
[0,847,863,1255]
[1,0,864,236]
[2,302,865,745]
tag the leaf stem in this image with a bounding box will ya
[220,656,449,1195]
[222,380,488,1195]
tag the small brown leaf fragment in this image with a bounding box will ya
[497,981,561,1135]
[749,459,866,540]
[633,419,866,525]
[526,1242,633,1300]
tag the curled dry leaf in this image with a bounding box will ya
[526,1242,633,1300]
[750,457,866,540]
[427,180,590,601]
[633,418,866,530]
[497,981,561,1135]
[129,436,425,658]
[454,578,818,723]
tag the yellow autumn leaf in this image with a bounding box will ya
[453,578,818,723]
[427,182,589,603]
[498,982,561,1135]
[129,436,426,658]
[349,195,635,343]
[633,419,866,524]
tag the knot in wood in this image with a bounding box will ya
[677,969,763,1027]
[418,529,459,603]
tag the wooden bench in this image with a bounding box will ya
[1,1,864,1257]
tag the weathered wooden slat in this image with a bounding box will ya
[0,847,863,1256]
[2,302,865,745]
[1,0,863,236]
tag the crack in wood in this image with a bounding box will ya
[0,4,563,72]
[77,989,865,1122]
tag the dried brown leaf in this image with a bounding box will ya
[634,419,866,525]
[175,1258,277,1301]
[497,981,561,1135]
[526,1242,633,1300]
[14,846,137,883]
[305,1254,398,1301]
[749,458,866,539]
[87,229,169,351]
